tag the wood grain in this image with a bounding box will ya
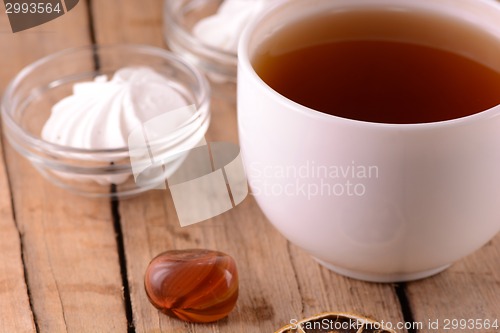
[0,2,127,332]
[0,0,498,332]
[90,1,408,332]
[0,7,41,333]
[407,234,500,332]
[0,125,35,332]
[90,0,164,45]
[0,162,36,333]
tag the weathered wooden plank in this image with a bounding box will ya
[0,2,128,332]
[90,2,408,332]
[3,0,496,332]
[0,128,36,332]
[0,174,36,333]
[287,244,411,327]
[90,0,164,45]
[0,6,42,333]
[407,234,500,332]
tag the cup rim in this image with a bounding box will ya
[238,0,500,129]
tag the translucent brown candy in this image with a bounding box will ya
[144,249,238,323]
[275,312,397,333]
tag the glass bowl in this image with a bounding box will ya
[1,44,211,198]
[164,0,237,100]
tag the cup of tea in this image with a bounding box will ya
[237,0,500,282]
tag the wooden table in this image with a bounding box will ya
[0,1,498,332]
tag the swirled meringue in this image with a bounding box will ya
[42,66,188,151]
[192,0,270,53]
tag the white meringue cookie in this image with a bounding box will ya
[42,66,187,150]
[192,0,270,53]
[41,66,189,185]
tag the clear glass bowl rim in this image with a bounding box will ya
[164,0,238,61]
[1,43,211,158]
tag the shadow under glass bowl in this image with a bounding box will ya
[1,44,211,199]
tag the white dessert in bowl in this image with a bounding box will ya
[1,44,210,198]
[41,66,190,185]
[163,0,272,98]
[192,0,269,54]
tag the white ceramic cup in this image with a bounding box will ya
[238,0,500,282]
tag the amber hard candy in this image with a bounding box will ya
[144,249,238,323]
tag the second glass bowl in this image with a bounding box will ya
[164,0,237,99]
[1,44,211,198]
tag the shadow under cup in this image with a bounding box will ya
[237,0,500,282]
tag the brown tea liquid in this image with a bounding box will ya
[253,9,500,124]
